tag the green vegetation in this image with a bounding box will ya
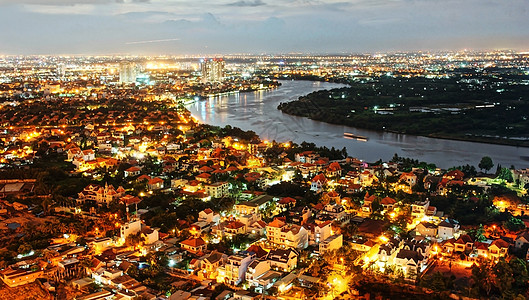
[278,75,529,146]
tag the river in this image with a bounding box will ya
[186,80,529,169]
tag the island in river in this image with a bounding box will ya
[277,74,529,147]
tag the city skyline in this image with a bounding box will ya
[0,0,528,55]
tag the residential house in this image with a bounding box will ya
[313,221,332,245]
[317,203,347,222]
[267,248,298,272]
[362,192,376,216]
[442,239,455,254]
[454,235,473,253]
[319,234,343,254]
[221,252,255,285]
[266,218,309,250]
[120,219,142,239]
[140,227,159,245]
[399,172,417,187]
[310,173,327,193]
[179,237,207,254]
[247,220,267,236]
[198,208,220,224]
[411,200,430,218]
[205,182,229,198]
[474,241,490,259]
[124,166,141,177]
[394,250,426,278]
[78,183,125,206]
[415,222,438,238]
[377,239,400,263]
[245,260,270,286]
[380,197,396,211]
[321,190,340,205]
[515,232,529,249]
[277,197,296,212]
[235,202,259,217]
[147,177,164,190]
[438,219,460,240]
[225,221,246,237]
[488,239,510,259]
[326,162,342,178]
[359,170,377,186]
[200,251,227,279]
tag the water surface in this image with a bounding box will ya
[187,80,529,169]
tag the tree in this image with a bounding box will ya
[505,216,526,232]
[471,261,494,296]
[468,224,486,242]
[479,156,494,173]
[125,233,145,249]
[493,258,515,298]
[497,168,514,182]
[17,243,32,255]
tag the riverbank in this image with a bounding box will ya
[187,80,529,169]
[276,109,529,148]
[277,78,529,148]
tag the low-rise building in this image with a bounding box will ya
[205,182,229,198]
[220,252,255,285]
[179,237,207,254]
[319,234,343,254]
[438,219,460,240]
[266,218,308,249]
[267,248,298,272]
[0,268,43,287]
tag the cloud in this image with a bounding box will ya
[0,0,149,4]
[227,0,266,7]
[125,38,179,44]
[1,0,529,54]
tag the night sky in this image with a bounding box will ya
[0,0,528,55]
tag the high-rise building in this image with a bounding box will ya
[56,63,66,78]
[119,62,137,84]
[200,58,225,83]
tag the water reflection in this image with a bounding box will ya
[187,80,529,169]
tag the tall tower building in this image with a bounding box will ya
[119,62,137,84]
[56,63,66,78]
[200,58,225,83]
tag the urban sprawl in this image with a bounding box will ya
[0,52,529,300]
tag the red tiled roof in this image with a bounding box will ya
[380,197,396,205]
[327,162,341,171]
[490,239,509,249]
[180,237,206,248]
[279,197,296,205]
[268,218,286,228]
[226,221,245,229]
[312,173,327,183]
[148,177,164,185]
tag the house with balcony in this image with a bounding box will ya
[179,237,207,254]
[411,200,430,218]
[266,218,309,250]
[488,239,510,259]
[267,248,299,272]
[454,235,474,253]
[438,219,460,240]
[204,182,229,198]
[310,173,327,193]
[319,234,343,254]
[200,251,227,280]
[220,252,255,286]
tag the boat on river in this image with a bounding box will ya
[344,132,368,142]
